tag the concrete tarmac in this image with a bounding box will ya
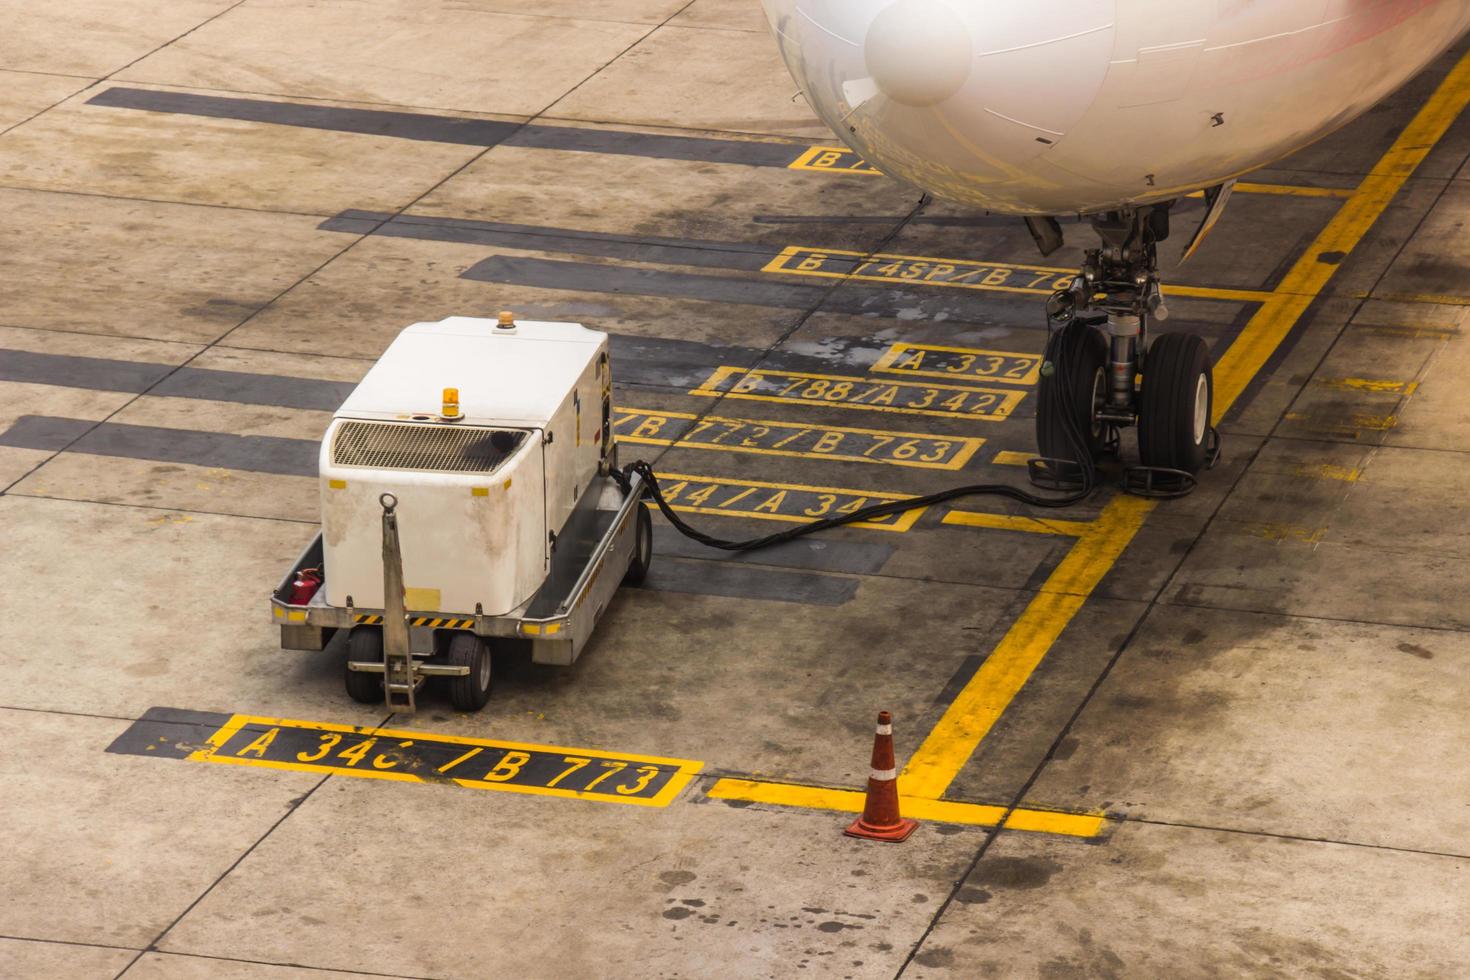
[1,3,1468,978]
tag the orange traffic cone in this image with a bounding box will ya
[844,710,919,842]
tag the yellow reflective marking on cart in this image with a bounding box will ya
[471,487,490,496]
[650,471,926,532]
[186,714,703,808]
[328,479,347,489]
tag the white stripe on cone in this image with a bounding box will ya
[875,723,893,735]
[870,767,897,780]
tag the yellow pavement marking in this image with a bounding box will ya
[1292,463,1363,482]
[612,405,985,470]
[899,50,1470,802]
[902,497,1152,798]
[1357,290,1470,307]
[1315,377,1419,395]
[187,714,703,808]
[1284,411,1399,433]
[691,364,1029,422]
[872,342,1042,386]
[650,471,927,532]
[787,145,883,175]
[992,450,1034,467]
[1243,522,1328,544]
[1352,321,1461,339]
[943,510,1093,538]
[790,145,1353,199]
[763,244,1273,305]
[706,778,1107,838]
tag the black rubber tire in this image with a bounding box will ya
[1138,332,1214,474]
[623,503,653,585]
[344,626,384,704]
[445,632,493,712]
[1036,322,1109,463]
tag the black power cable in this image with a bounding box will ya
[618,317,1100,554]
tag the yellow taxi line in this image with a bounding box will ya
[705,778,1107,838]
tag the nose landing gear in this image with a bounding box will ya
[1034,204,1220,498]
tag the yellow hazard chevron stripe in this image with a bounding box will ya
[352,614,475,629]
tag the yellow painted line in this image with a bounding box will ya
[942,510,1093,538]
[1351,321,1461,339]
[903,496,1152,798]
[1284,411,1399,432]
[1315,377,1419,395]
[187,714,703,808]
[992,450,1034,467]
[899,47,1470,803]
[651,470,927,532]
[1242,522,1327,544]
[1359,290,1470,307]
[691,364,1029,422]
[1292,463,1362,482]
[706,778,1107,838]
[612,405,985,470]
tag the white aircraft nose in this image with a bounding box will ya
[863,0,972,108]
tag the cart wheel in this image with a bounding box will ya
[344,626,384,704]
[1138,333,1214,474]
[623,503,653,585]
[445,633,493,712]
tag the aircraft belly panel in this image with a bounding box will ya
[762,0,1470,214]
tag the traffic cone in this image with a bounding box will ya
[844,710,919,842]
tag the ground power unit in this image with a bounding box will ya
[270,314,653,712]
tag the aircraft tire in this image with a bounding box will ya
[1036,321,1109,463]
[1138,333,1214,474]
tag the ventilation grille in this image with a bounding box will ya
[332,421,527,473]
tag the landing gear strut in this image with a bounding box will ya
[1034,204,1219,497]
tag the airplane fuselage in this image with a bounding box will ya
[763,0,1470,215]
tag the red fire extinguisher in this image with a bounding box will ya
[289,567,323,605]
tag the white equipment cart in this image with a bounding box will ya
[269,313,652,712]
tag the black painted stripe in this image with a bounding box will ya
[0,340,767,403]
[87,87,804,167]
[651,525,892,575]
[460,254,1031,324]
[465,254,828,309]
[0,414,874,604]
[0,415,95,450]
[106,706,233,760]
[322,210,779,271]
[88,87,521,147]
[640,556,859,606]
[0,349,174,393]
[155,367,356,412]
[0,415,318,476]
